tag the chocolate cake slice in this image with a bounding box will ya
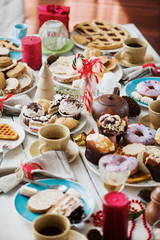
[47,193,85,223]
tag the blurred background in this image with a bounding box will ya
[0,0,160,54]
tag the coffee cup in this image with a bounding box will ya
[149,100,160,130]
[121,37,148,64]
[33,214,70,240]
[38,124,70,154]
[14,23,27,40]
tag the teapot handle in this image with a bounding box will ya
[113,87,120,96]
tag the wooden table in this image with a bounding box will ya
[0,24,160,240]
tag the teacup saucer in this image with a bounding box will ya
[139,114,155,129]
[69,230,87,240]
[29,140,79,163]
[114,51,154,67]
[34,230,87,240]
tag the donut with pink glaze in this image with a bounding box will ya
[99,154,139,176]
[123,123,155,145]
[136,80,160,99]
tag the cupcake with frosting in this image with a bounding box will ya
[21,102,45,126]
[59,96,83,120]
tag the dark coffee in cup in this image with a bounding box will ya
[127,43,143,48]
[39,226,64,236]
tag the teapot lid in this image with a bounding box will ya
[151,186,160,204]
[98,94,122,106]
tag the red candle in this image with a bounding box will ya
[103,192,128,240]
[22,36,42,70]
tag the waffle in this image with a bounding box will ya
[0,123,19,140]
[127,170,151,184]
[73,19,130,50]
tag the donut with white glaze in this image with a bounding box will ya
[99,154,139,176]
[123,123,155,145]
[136,80,160,99]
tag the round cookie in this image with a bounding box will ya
[0,57,13,68]
[6,63,27,78]
[0,71,6,89]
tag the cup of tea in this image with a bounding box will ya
[38,124,70,154]
[121,37,148,64]
[33,214,70,240]
[149,100,160,129]
[14,23,27,40]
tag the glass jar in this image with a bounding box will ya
[39,20,68,51]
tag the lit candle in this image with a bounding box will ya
[103,192,128,240]
[22,36,42,70]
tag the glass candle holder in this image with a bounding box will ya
[39,20,68,51]
[99,154,131,192]
[152,219,160,240]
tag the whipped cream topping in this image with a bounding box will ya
[59,97,83,115]
[22,102,45,118]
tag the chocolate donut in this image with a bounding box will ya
[123,123,155,145]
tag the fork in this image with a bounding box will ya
[0,145,11,166]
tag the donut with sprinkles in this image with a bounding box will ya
[123,123,155,145]
[136,80,160,99]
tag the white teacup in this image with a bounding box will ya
[38,124,70,154]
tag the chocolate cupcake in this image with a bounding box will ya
[97,113,127,137]
[59,96,83,120]
[21,102,45,126]
[85,133,115,165]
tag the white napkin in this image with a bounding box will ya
[0,151,75,193]
[121,63,160,84]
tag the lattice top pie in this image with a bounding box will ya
[73,19,130,50]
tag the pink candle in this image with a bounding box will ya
[22,36,42,70]
[103,192,128,240]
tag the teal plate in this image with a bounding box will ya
[125,77,160,108]
[14,178,95,222]
[0,38,21,60]
[42,39,74,55]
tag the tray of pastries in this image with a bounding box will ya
[71,19,131,51]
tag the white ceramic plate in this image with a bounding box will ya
[19,112,87,136]
[84,156,160,188]
[0,119,25,152]
[0,70,37,100]
[71,25,137,53]
[53,63,123,91]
